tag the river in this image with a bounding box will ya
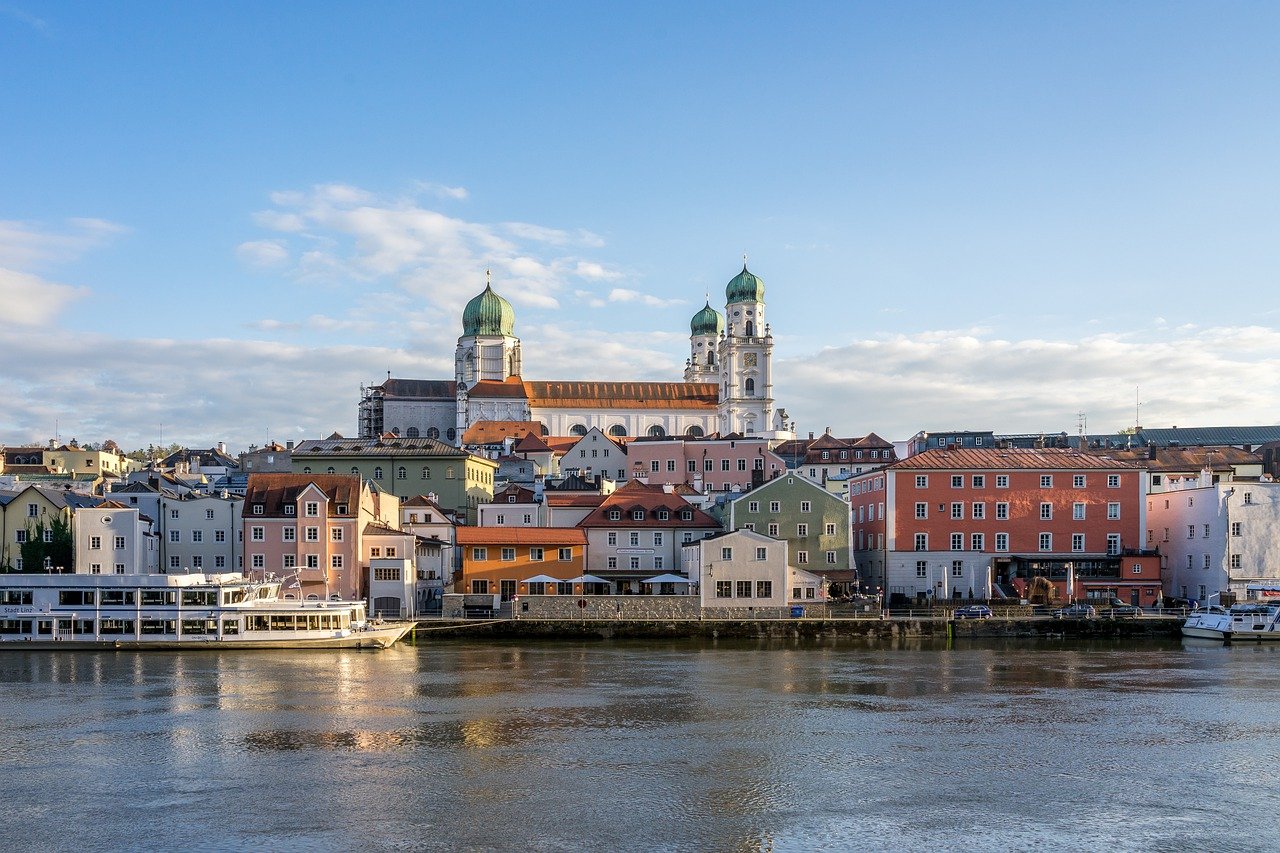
[1,637,1275,851]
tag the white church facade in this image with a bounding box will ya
[358,265,794,444]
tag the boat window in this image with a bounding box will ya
[139,619,176,635]
[140,589,176,606]
[181,590,217,607]
[0,619,34,635]
[222,619,240,635]
[99,590,136,606]
[58,590,96,606]
[99,619,134,635]
[0,590,33,606]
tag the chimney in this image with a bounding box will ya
[808,431,814,440]
[217,441,227,455]
[1148,444,1157,460]
[286,440,294,450]
[825,426,831,435]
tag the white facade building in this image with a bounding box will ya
[1149,481,1280,604]
[74,503,157,575]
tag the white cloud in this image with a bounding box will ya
[235,239,290,268]
[0,218,129,269]
[0,268,87,325]
[241,183,623,320]
[606,288,685,308]
[414,182,469,200]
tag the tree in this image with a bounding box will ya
[1027,575,1059,606]
[17,515,74,573]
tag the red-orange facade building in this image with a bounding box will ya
[849,448,1161,607]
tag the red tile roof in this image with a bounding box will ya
[244,473,363,516]
[461,420,543,444]
[526,381,718,409]
[888,448,1145,471]
[455,527,588,545]
[545,494,606,508]
[578,480,720,528]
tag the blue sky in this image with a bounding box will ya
[3,2,1280,450]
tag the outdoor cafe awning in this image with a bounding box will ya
[641,573,693,585]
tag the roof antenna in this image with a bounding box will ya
[742,252,748,269]
[486,268,491,287]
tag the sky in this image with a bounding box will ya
[3,2,1280,452]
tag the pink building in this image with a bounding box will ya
[242,473,401,601]
[625,435,785,493]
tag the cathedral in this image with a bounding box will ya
[358,264,794,443]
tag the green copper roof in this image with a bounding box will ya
[462,283,516,336]
[726,264,765,304]
[690,301,724,336]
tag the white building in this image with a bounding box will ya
[74,502,157,575]
[682,528,826,613]
[1149,481,1280,604]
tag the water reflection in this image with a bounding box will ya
[2,639,1279,850]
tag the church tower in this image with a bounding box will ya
[684,300,724,382]
[455,275,522,436]
[717,264,787,438]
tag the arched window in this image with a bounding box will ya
[685,425,705,438]
[446,428,456,441]
[391,427,401,436]
[397,466,407,480]
[538,422,549,436]
[708,351,716,366]
[373,466,383,480]
[745,378,755,396]
[446,467,456,479]
[647,425,666,437]
[407,427,420,438]
[326,467,335,474]
[422,466,431,479]
[303,467,311,474]
[351,467,359,475]
[746,320,755,337]
[569,424,588,436]
[608,425,627,437]
[427,427,440,439]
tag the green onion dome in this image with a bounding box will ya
[462,283,515,336]
[725,264,765,304]
[690,301,724,336]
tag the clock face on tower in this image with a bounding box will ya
[743,352,758,367]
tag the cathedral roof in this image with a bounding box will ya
[690,301,724,336]
[460,420,542,445]
[726,264,765,304]
[525,381,718,410]
[462,283,516,337]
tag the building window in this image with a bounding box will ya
[769,501,780,513]
[252,554,265,569]
[1073,475,1086,488]
[559,548,572,561]
[915,475,928,488]
[995,475,1009,488]
[608,557,618,569]
[915,502,928,519]
[1038,533,1052,551]
[995,502,1009,520]
[373,467,383,480]
[1073,503,1085,520]
[768,523,779,537]
[630,532,640,547]
[1107,503,1121,520]
[251,527,264,542]
[305,527,319,542]
[950,533,963,551]
[716,581,733,598]
[914,533,927,551]
[471,547,487,560]
[995,533,1008,552]
[332,555,343,570]
[331,527,343,542]
[1231,554,1242,569]
[951,502,963,519]
[630,557,641,570]
[607,532,617,546]
[796,551,808,564]
[1203,554,1211,569]
[608,510,621,521]
[1108,475,1121,488]
[471,580,489,594]
[1202,524,1210,538]
[653,532,663,546]
[800,501,811,513]
[1188,525,1195,540]
[1040,503,1052,520]
[952,561,963,578]
[1107,534,1121,556]
[1232,522,1242,536]
[169,530,180,543]
[825,523,836,536]
[90,536,101,549]
[283,527,296,541]
[797,524,808,536]
[970,534,983,551]
[916,560,928,578]
[501,548,515,561]
[951,475,963,488]
[1071,533,1085,552]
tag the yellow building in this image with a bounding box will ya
[0,485,78,571]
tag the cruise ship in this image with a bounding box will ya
[0,571,415,650]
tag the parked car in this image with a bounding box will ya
[955,604,993,620]
[1105,599,1143,617]
[1053,603,1097,619]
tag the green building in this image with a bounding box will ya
[724,473,854,589]
[291,435,496,523]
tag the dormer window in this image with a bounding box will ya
[305,502,319,517]
[253,504,264,515]
[608,510,621,521]
[508,496,516,503]
[680,510,693,521]
[284,505,295,516]
[657,510,670,521]
[336,504,348,514]
[631,509,645,521]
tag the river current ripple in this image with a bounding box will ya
[1,638,1275,851]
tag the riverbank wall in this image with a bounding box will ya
[411,616,1184,642]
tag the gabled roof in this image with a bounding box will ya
[578,480,720,529]
[467,377,529,399]
[545,473,600,492]
[461,420,543,445]
[244,474,363,516]
[294,436,470,458]
[377,379,457,400]
[513,432,554,453]
[545,493,606,508]
[492,484,537,503]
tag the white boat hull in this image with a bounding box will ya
[0,622,415,651]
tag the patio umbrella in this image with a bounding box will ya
[565,574,610,585]
[641,573,693,585]
[521,574,563,584]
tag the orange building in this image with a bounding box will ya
[455,527,588,601]
[849,448,1161,607]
